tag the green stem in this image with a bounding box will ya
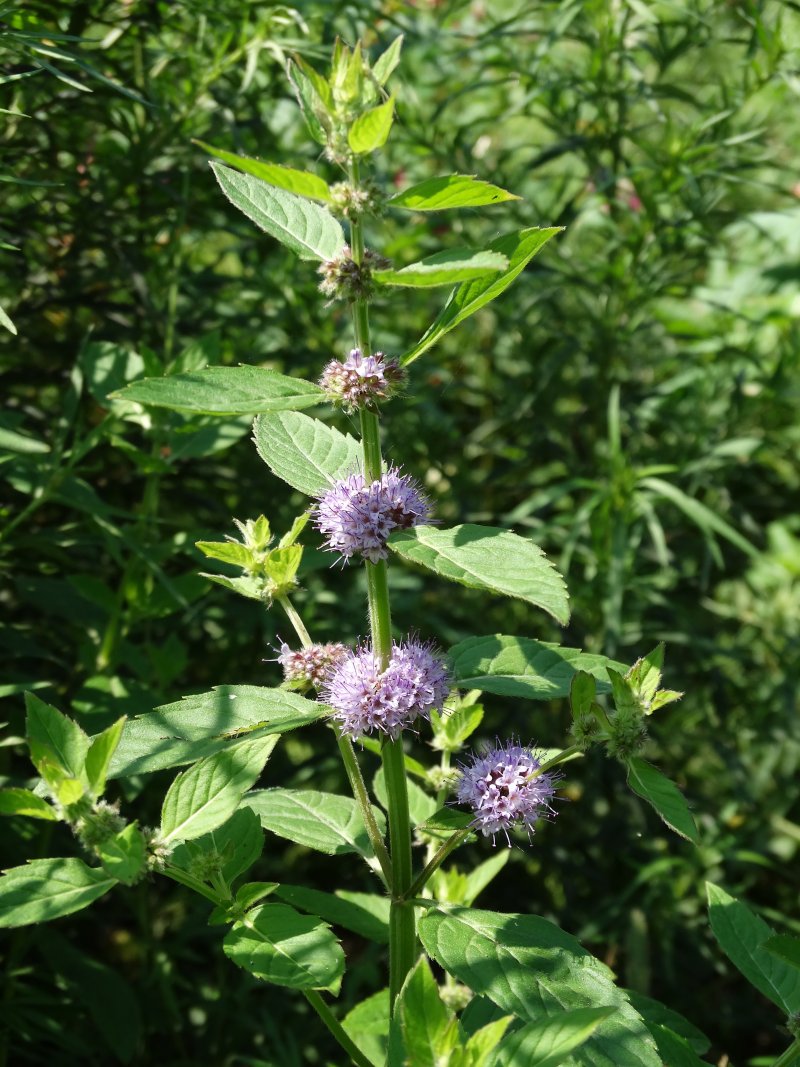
[773,1041,800,1067]
[404,827,472,900]
[304,990,373,1067]
[350,177,416,1007]
[531,745,583,777]
[161,865,226,907]
[277,594,313,649]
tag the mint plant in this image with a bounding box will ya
[4,36,770,1067]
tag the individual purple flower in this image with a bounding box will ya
[456,742,559,844]
[320,637,450,740]
[319,348,405,412]
[278,641,349,691]
[313,467,431,564]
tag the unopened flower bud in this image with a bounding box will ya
[318,246,390,303]
[320,348,405,412]
[329,180,384,219]
[278,642,349,691]
[607,708,648,760]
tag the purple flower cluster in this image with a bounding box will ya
[313,467,431,563]
[320,637,450,740]
[456,742,558,844]
[319,348,405,412]
[278,642,349,690]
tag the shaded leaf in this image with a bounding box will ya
[253,410,361,496]
[0,788,58,821]
[494,1006,617,1067]
[243,788,385,861]
[0,858,116,927]
[274,884,389,943]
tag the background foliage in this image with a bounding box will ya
[2,1,799,1064]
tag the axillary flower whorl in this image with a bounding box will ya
[313,467,431,564]
[320,637,450,741]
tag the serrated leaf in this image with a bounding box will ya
[626,759,699,843]
[403,227,562,364]
[275,884,390,943]
[372,35,403,85]
[389,174,520,211]
[418,908,660,1067]
[389,958,459,1067]
[172,808,264,887]
[211,163,345,261]
[0,788,58,821]
[114,367,325,415]
[85,717,126,798]
[25,692,89,784]
[110,686,324,777]
[224,902,345,992]
[98,823,147,886]
[374,249,508,288]
[0,858,116,927]
[448,635,625,699]
[431,701,484,751]
[646,1025,710,1067]
[253,410,361,496]
[625,990,710,1054]
[287,59,330,145]
[389,526,569,624]
[494,1006,618,1067]
[195,540,254,568]
[243,788,385,861]
[160,736,276,844]
[348,95,395,154]
[195,142,331,201]
[343,990,391,1067]
[706,883,800,1014]
[202,573,264,600]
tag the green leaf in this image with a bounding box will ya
[403,227,562,365]
[495,1007,618,1067]
[343,989,391,1067]
[647,1025,711,1067]
[278,511,310,548]
[172,807,264,887]
[195,142,331,201]
[160,735,276,844]
[626,759,699,843]
[85,717,125,797]
[462,851,511,906]
[25,692,90,784]
[431,700,484,752]
[371,35,403,85]
[274,884,390,943]
[195,540,254,568]
[373,249,508,288]
[625,991,710,1054]
[418,908,660,1067]
[0,788,58,821]
[0,302,17,335]
[348,95,395,154]
[389,174,520,211]
[287,59,330,145]
[110,686,324,777]
[114,367,325,416]
[571,672,598,718]
[451,1017,514,1067]
[639,476,757,558]
[98,823,147,886]
[706,883,800,1014]
[211,163,345,261]
[223,902,345,991]
[253,411,361,496]
[449,635,625,699]
[765,935,800,972]
[389,526,569,624]
[417,808,474,839]
[389,958,459,1067]
[243,788,386,861]
[0,858,116,927]
[201,573,264,601]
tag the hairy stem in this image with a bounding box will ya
[350,174,416,1007]
[773,1042,800,1067]
[304,990,374,1067]
[277,593,313,649]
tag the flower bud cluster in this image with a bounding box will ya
[318,246,390,303]
[320,348,405,413]
[75,800,126,850]
[320,637,450,741]
[278,641,349,692]
[606,707,649,760]
[313,467,431,564]
[329,180,384,219]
